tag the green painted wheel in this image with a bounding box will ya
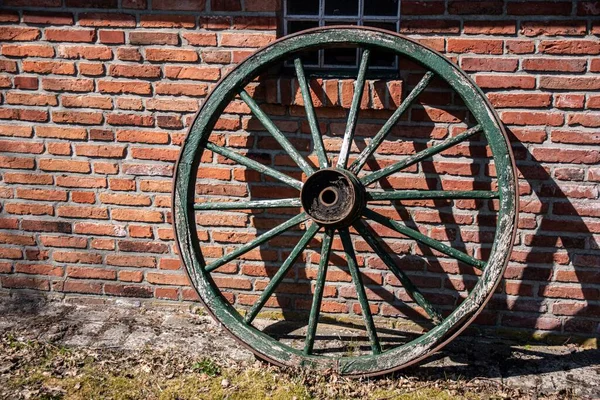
[173,26,518,376]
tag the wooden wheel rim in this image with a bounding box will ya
[173,26,518,376]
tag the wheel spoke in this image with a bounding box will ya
[361,124,482,186]
[363,208,485,270]
[240,90,314,176]
[337,49,371,169]
[353,219,443,324]
[206,142,302,190]
[350,71,435,174]
[367,190,499,201]
[244,223,320,324]
[304,229,334,355]
[205,212,309,272]
[194,198,301,211]
[339,229,381,355]
[295,58,328,169]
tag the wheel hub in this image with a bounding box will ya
[300,168,364,228]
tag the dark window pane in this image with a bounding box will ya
[363,22,397,67]
[324,48,357,66]
[364,0,399,16]
[323,20,357,67]
[288,21,320,65]
[287,0,320,15]
[363,21,397,33]
[288,20,319,34]
[324,0,359,16]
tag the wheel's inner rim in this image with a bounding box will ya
[300,168,363,228]
[176,27,517,374]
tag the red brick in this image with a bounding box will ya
[152,0,206,11]
[474,75,536,89]
[146,48,198,62]
[540,76,600,90]
[0,27,41,41]
[74,222,126,237]
[0,125,33,138]
[523,58,587,72]
[449,1,502,14]
[42,78,94,92]
[220,33,276,48]
[39,158,91,173]
[109,64,161,79]
[99,30,125,44]
[1,276,49,291]
[118,270,144,282]
[244,0,279,11]
[540,40,600,55]
[164,65,220,81]
[129,31,179,45]
[67,266,116,280]
[140,14,195,28]
[79,13,136,27]
[98,80,152,95]
[4,203,53,216]
[46,28,96,42]
[6,92,57,106]
[0,156,35,169]
[2,44,54,58]
[447,38,503,54]
[521,21,587,37]
[532,148,600,164]
[63,280,102,294]
[79,62,105,76]
[22,60,76,75]
[508,1,571,15]
[17,188,67,201]
[57,45,112,60]
[22,11,74,25]
[116,47,142,61]
[461,57,518,72]
[183,32,218,46]
[567,112,600,128]
[4,172,52,185]
[0,139,44,154]
[487,93,552,108]
[116,129,169,144]
[36,126,87,140]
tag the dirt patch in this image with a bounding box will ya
[0,295,597,399]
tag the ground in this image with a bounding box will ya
[0,293,598,399]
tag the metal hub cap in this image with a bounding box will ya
[300,168,364,228]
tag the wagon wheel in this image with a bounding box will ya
[173,26,518,376]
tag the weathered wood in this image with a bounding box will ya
[354,219,443,324]
[295,58,329,169]
[361,124,482,186]
[194,198,301,210]
[367,190,499,201]
[304,229,334,355]
[245,223,321,324]
[340,229,381,354]
[205,213,309,272]
[205,142,303,190]
[240,90,314,176]
[350,71,434,173]
[364,208,486,269]
[337,49,370,169]
[173,26,518,377]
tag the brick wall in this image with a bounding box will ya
[0,0,599,342]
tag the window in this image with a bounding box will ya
[284,0,401,74]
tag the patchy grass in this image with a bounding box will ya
[0,332,575,400]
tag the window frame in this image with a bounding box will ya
[282,0,402,76]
